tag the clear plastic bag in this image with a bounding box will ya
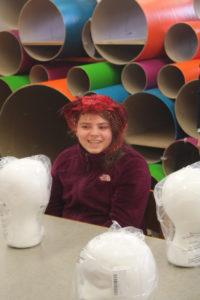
[0,155,52,248]
[154,161,200,267]
[71,221,158,300]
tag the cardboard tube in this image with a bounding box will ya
[67,62,122,96]
[131,145,164,164]
[29,62,78,83]
[0,84,75,162]
[122,57,170,94]
[82,19,103,61]
[40,78,76,101]
[0,75,30,111]
[157,59,200,99]
[164,21,200,62]
[84,84,130,103]
[162,137,199,176]
[124,88,186,148]
[0,19,8,31]
[194,0,200,17]
[91,0,197,65]
[18,0,97,61]
[0,30,35,76]
[0,0,28,29]
[175,79,200,138]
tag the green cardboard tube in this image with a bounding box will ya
[0,75,30,111]
[67,61,123,96]
[148,162,165,182]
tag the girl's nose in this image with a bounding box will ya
[89,126,99,135]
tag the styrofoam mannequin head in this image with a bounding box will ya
[73,226,157,299]
[0,155,52,248]
[154,162,200,267]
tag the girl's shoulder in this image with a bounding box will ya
[122,145,147,162]
[52,144,79,171]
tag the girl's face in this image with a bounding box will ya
[76,113,112,154]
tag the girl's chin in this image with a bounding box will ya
[87,148,103,154]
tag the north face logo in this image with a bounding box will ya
[99,174,111,182]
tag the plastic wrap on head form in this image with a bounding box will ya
[0,155,52,248]
[154,161,200,267]
[72,222,158,300]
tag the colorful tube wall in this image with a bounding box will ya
[0,0,199,166]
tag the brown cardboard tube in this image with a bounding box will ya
[82,19,103,61]
[0,30,30,76]
[131,145,164,164]
[175,79,199,138]
[164,21,200,62]
[162,138,199,176]
[194,0,200,17]
[124,93,176,148]
[121,62,147,94]
[158,59,200,99]
[157,64,185,99]
[0,80,12,111]
[30,64,49,83]
[0,84,75,162]
[122,57,170,94]
[67,67,90,96]
[91,0,147,65]
[0,0,28,29]
[18,0,65,61]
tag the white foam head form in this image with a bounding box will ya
[0,155,52,248]
[154,161,200,267]
[72,224,157,300]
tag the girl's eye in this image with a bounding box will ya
[81,125,89,129]
[99,126,109,130]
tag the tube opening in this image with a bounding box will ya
[163,141,200,175]
[67,68,90,96]
[0,31,22,76]
[122,63,146,94]
[124,93,176,148]
[0,0,28,29]
[91,0,147,64]
[30,65,49,83]
[19,0,65,61]
[164,23,198,62]
[158,65,185,99]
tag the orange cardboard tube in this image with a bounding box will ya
[164,21,200,62]
[158,59,200,99]
[40,78,76,101]
[91,0,197,64]
[0,84,75,162]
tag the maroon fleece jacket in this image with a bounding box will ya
[45,144,151,230]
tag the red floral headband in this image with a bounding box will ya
[61,95,127,130]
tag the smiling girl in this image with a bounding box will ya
[45,95,151,230]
